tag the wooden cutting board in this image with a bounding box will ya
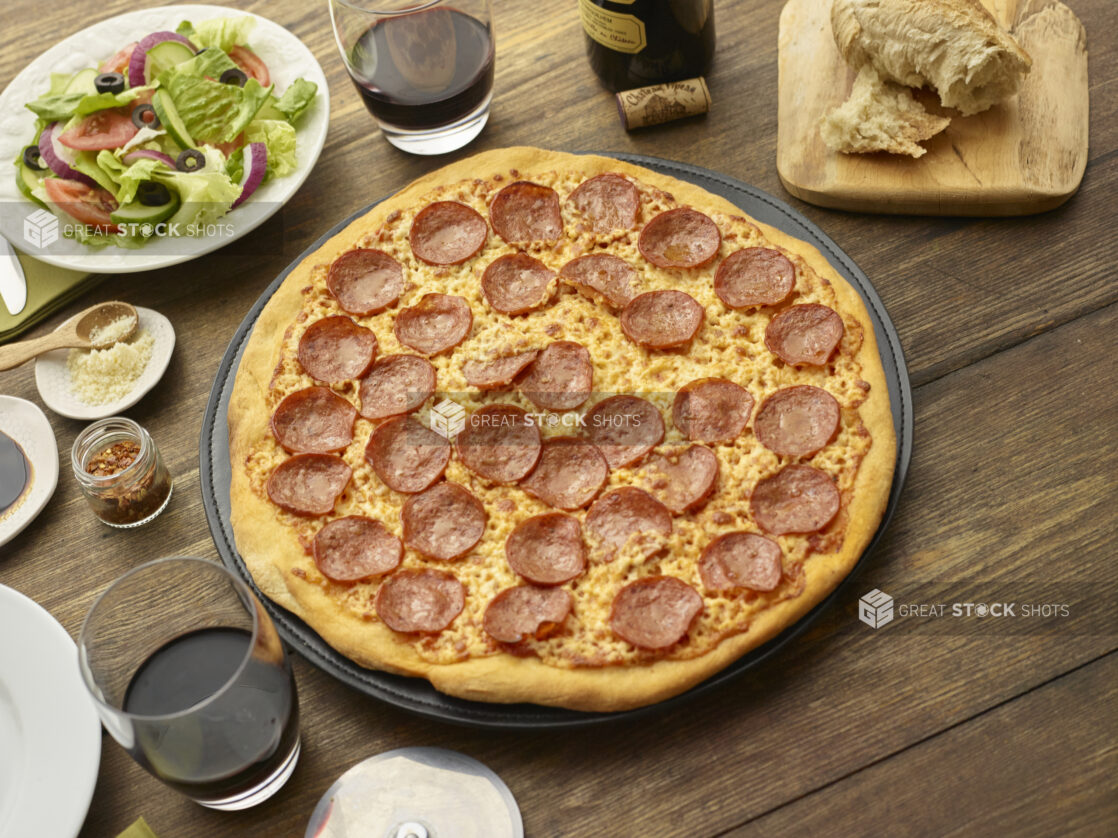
[776,0,1088,215]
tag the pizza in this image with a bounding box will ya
[228,147,895,712]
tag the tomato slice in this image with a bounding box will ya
[43,178,120,234]
[215,132,246,157]
[100,42,137,75]
[58,110,139,151]
[229,45,271,87]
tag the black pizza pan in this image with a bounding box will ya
[199,153,913,729]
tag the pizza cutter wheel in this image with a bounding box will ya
[305,747,523,838]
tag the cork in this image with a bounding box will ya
[616,77,712,130]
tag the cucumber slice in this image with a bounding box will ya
[145,40,195,81]
[15,161,48,208]
[152,89,194,149]
[110,190,181,228]
[64,68,99,95]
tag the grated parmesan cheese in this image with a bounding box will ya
[67,329,155,405]
[89,314,136,346]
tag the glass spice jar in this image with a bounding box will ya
[71,417,173,528]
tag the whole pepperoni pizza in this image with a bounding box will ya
[228,148,896,712]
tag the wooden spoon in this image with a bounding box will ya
[0,301,138,371]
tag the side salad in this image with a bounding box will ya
[16,16,318,248]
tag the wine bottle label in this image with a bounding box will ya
[579,0,647,55]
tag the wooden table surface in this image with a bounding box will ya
[2,1,1116,836]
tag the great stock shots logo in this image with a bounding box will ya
[23,209,59,247]
[429,398,467,440]
[858,589,895,629]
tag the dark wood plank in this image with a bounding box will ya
[730,653,1118,838]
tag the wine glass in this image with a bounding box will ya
[329,0,496,155]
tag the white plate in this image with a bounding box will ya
[34,306,175,420]
[0,4,330,273]
[0,585,101,838]
[0,396,58,547]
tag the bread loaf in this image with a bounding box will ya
[820,65,951,157]
[831,0,1031,116]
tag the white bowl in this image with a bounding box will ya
[35,306,175,420]
[0,396,58,547]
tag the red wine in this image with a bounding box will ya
[348,8,494,130]
[581,0,715,91]
[123,627,299,802]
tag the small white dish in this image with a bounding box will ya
[0,4,330,274]
[0,396,58,548]
[0,585,102,838]
[34,306,175,420]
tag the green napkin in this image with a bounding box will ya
[116,817,159,838]
[0,251,102,344]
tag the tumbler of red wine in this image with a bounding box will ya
[78,557,300,811]
[329,0,495,155]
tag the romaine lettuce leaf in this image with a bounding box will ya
[159,68,271,143]
[189,17,257,52]
[26,86,152,122]
[245,119,297,178]
[272,79,318,124]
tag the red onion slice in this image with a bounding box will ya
[231,142,267,209]
[122,149,176,168]
[127,32,198,87]
[38,123,96,187]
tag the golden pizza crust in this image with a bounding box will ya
[229,147,896,712]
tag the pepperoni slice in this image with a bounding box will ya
[266,454,351,516]
[456,404,542,484]
[558,254,639,310]
[297,315,378,383]
[585,487,672,559]
[642,445,719,514]
[312,517,402,582]
[672,378,754,443]
[408,201,487,266]
[638,207,721,269]
[765,304,844,366]
[483,586,572,644]
[358,354,436,420]
[505,513,585,585]
[375,569,465,633]
[394,293,473,356]
[568,173,639,234]
[462,350,539,390]
[489,181,562,245]
[271,387,356,454]
[620,290,704,350]
[584,395,664,469]
[713,248,795,309]
[364,416,450,493]
[699,532,783,592]
[755,386,841,457]
[519,341,593,411]
[481,253,556,315]
[610,576,702,650]
[402,481,487,560]
[327,248,404,316]
[750,465,840,535]
[520,437,608,510]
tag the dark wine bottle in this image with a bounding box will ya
[580,0,716,92]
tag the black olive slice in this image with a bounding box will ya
[137,181,172,207]
[131,104,161,130]
[22,145,46,171]
[175,149,205,172]
[94,72,126,95]
[219,68,248,87]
